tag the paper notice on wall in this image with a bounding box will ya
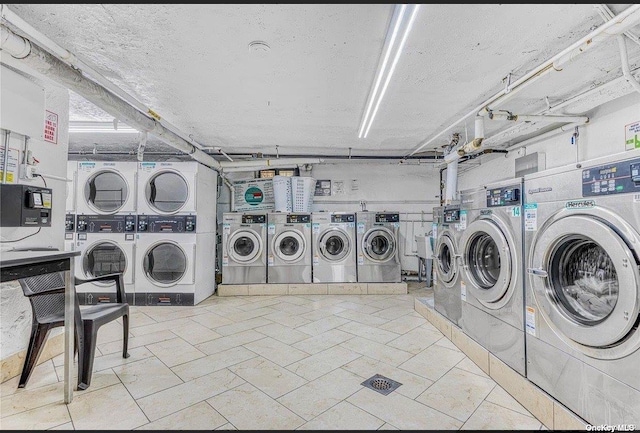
[0,146,20,183]
[44,110,58,144]
[524,203,538,231]
[333,180,345,195]
[460,280,467,301]
[350,179,359,192]
[526,306,536,336]
[626,120,640,150]
[233,178,275,212]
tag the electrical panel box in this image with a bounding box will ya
[0,184,52,227]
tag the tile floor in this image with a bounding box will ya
[0,282,544,430]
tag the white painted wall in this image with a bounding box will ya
[1,70,70,360]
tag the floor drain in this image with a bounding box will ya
[361,374,402,396]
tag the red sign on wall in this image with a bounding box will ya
[44,110,58,144]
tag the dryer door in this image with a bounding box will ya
[362,227,397,263]
[435,230,458,287]
[228,230,263,264]
[143,241,194,286]
[82,240,131,284]
[318,228,351,262]
[528,211,640,358]
[459,217,515,309]
[144,169,191,214]
[83,169,130,214]
[273,230,306,263]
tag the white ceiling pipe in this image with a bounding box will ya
[0,4,207,151]
[0,24,224,174]
[487,113,590,123]
[408,4,640,156]
[617,34,640,95]
[595,4,640,47]
[444,158,458,204]
[220,158,323,170]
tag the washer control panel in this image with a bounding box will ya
[443,205,460,223]
[486,186,521,207]
[76,214,136,233]
[375,213,399,223]
[331,213,355,223]
[287,214,310,223]
[242,214,266,224]
[137,215,196,233]
[582,156,640,196]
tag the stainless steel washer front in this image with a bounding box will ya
[267,212,312,284]
[222,213,267,284]
[312,212,357,283]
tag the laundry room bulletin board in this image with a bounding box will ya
[232,178,275,212]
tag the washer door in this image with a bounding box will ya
[273,230,305,263]
[143,241,188,286]
[83,169,129,214]
[82,241,127,286]
[318,228,350,262]
[228,230,263,264]
[434,230,458,286]
[459,217,515,309]
[529,210,640,358]
[362,227,397,263]
[145,170,189,214]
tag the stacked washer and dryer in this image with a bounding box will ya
[523,150,640,424]
[135,161,217,306]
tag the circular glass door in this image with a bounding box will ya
[143,242,187,285]
[145,171,189,214]
[228,230,262,264]
[319,229,350,261]
[529,213,640,355]
[83,241,127,285]
[459,218,513,308]
[363,228,396,263]
[435,231,458,285]
[274,230,305,262]
[84,170,129,213]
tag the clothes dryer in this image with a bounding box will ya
[311,212,357,283]
[356,211,401,282]
[524,150,640,424]
[267,212,312,283]
[76,161,137,215]
[432,205,463,326]
[222,212,267,284]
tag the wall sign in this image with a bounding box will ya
[315,179,331,196]
[44,110,58,144]
[626,120,640,150]
[233,178,275,212]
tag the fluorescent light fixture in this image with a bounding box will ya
[358,4,420,139]
[68,121,139,134]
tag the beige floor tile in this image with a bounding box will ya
[128,318,193,337]
[277,295,315,306]
[451,326,489,373]
[327,283,368,295]
[234,297,283,311]
[128,310,157,328]
[171,346,258,382]
[300,307,347,322]
[202,304,244,319]
[341,356,434,399]
[195,329,265,355]
[297,401,385,430]
[378,314,426,334]
[456,357,490,379]
[334,301,380,315]
[190,312,234,329]
[48,421,74,430]
[214,317,275,336]
[296,316,351,336]
[254,322,312,345]
[1,381,65,418]
[261,310,312,328]
[90,346,155,375]
[244,337,309,367]
[60,369,122,395]
[137,368,245,422]
[337,321,400,344]
[486,385,531,416]
[292,329,356,355]
[0,402,70,430]
[215,423,237,430]
[434,335,462,352]
[553,401,588,430]
[135,401,227,430]
[288,283,327,295]
[95,319,128,346]
[416,367,496,422]
[68,383,148,430]
[227,356,307,399]
[277,367,364,421]
[264,302,314,316]
[335,308,390,327]
[378,423,400,430]
[386,326,442,354]
[398,344,465,381]
[461,401,542,430]
[207,382,305,430]
[228,307,279,322]
[340,336,414,367]
[372,306,415,321]
[112,357,183,399]
[0,359,59,397]
[285,345,362,382]
[146,337,207,368]
[98,329,176,355]
[171,321,223,345]
[347,388,462,430]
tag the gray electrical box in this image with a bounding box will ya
[515,152,546,178]
[0,184,52,227]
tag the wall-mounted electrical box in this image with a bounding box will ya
[0,184,52,227]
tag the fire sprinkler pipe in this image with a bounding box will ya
[617,34,640,95]
[486,112,590,124]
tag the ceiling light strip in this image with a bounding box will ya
[363,4,420,138]
[358,4,407,138]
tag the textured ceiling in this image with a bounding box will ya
[5,4,640,159]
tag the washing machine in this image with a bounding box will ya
[222,212,267,284]
[76,161,137,215]
[74,214,136,305]
[136,214,213,306]
[457,179,526,376]
[267,212,312,284]
[432,204,463,326]
[524,149,640,424]
[312,212,357,283]
[356,211,401,283]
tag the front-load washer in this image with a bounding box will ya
[311,212,357,283]
[222,212,267,284]
[136,214,213,305]
[432,204,463,326]
[524,149,640,424]
[458,179,526,375]
[267,212,312,284]
[76,161,137,215]
[74,214,137,305]
[356,211,401,283]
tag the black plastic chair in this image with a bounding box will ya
[18,272,130,390]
